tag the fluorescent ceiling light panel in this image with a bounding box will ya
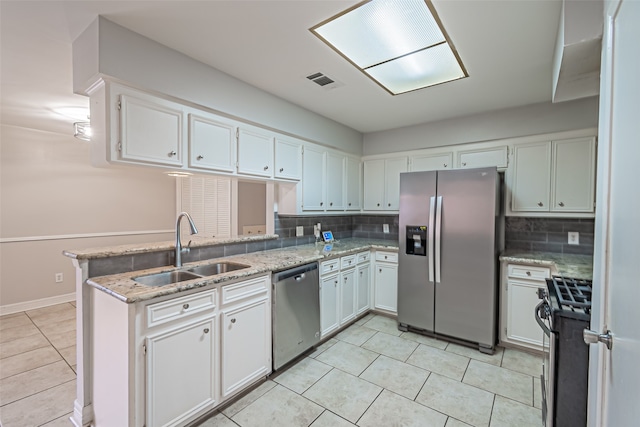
[311,0,467,95]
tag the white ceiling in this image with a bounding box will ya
[0,0,563,136]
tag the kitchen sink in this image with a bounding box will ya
[133,271,202,287]
[186,262,249,277]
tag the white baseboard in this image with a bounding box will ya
[0,292,76,316]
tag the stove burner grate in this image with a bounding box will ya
[550,275,593,312]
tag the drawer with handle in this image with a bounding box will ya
[341,255,356,269]
[507,264,550,281]
[320,259,340,275]
[146,289,216,328]
[375,251,398,263]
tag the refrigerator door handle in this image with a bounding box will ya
[435,196,443,283]
[428,196,436,283]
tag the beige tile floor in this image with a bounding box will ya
[0,306,543,427]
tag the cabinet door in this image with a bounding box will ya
[384,157,408,210]
[345,156,362,210]
[119,93,183,166]
[410,152,453,171]
[340,269,356,324]
[506,280,544,348]
[274,138,302,180]
[375,263,398,313]
[363,160,386,210]
[188,114,236,173]
[457,146,508,169]
[237,127,273,177]
[221,298,270,398]
[356,263,371,315]
[320,274,339,337]
[146,318,216,427]
[551,137,596,212]
[511,141,552,211]
[302,145,326,211]
[326,151,345,210]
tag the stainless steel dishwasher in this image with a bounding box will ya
[272,262,320,370]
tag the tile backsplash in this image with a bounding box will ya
[504,217,594,255]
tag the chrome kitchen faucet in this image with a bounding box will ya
[175,212,198,267]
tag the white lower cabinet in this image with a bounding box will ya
[320,272,340,337]
[220,297,270,398]
[319,253,372,338]
[501,263,550,350]
[146,317,216,427]
[374,251,398,314]
[90,274,271,427]
[356,261,371,315]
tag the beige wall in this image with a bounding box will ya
[237,181,267,233]
[0,124,176,310]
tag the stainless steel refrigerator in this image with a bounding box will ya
[398,167,501,353]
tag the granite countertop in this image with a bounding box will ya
[499,249,593,280]
[87,238,398,304]
[63,233,279,260]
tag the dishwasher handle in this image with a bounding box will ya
[273,262,318,283]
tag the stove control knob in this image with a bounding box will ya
[583,328,613,350]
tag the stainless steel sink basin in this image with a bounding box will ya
[133,271,202,287]
[186,262,250,277]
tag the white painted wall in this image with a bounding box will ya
[362,97,599,156]
[0,124,176,311]
[73,17,363,155]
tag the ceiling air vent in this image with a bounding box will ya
[306,72,344,90]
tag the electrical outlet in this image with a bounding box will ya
[383,224,390,233]
[296,226,304,237]
[568,232,580,245]
[317,222,321,231]
[55,273,64,283]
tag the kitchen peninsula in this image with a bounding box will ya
[63,235,398,427]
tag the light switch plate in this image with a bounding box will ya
[296,226,304,237]
[568,232,579,245]
[383,224,390,233]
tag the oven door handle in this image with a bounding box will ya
[535,300,552,337]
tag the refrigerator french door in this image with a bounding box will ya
[397,168,500,353]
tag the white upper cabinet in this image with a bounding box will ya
[363,158,408,211]
[188,113,236,173]
[274,137,302,181]
[457,146,508,169]
[363,159,386,210]
[551,137,596,212]
[118,92,184,167]
[237,126,274,178]
[410,152,453,171]
[325,151,345,210]
[301,145,326,211]
[510,136,596,216]
[345,156,362,210]
[511,141,552,212]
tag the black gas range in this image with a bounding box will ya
[536,275,592,427]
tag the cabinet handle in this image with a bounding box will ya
[384,255,388,259]
[204,328,210,334]
[230,318,236,324]
[537,202,544,207]
[388,203,391,207]
[196,155,204,160]
[334,280,338,286]
[379,268,382,273]
[279,168,284,172]
[183,303,189,310]
[462,162,467,166]
[444,163,448,167]
[320,202,324,206]
[526,271,531,276]
[168,151,177,157]
[330,265,334,269]
[348,202,352,206]
[344,277,348,282]
[263,165,269,171]
[558,201,565,207]
[330,202,333,206]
